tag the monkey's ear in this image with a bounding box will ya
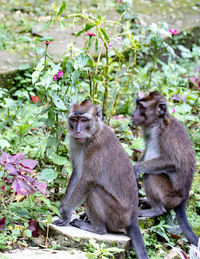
[157,101,167,116]
[96,106,102,120]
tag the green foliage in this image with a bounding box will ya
[84,239,124,259]
[0,0,199,256]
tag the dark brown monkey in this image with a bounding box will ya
[131,91,198,246]
[53,100,148,259]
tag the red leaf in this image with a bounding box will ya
[10,153,25,164]
[28,220,44,237]
[0,217,6,231]
[34,181,47,194]
[5,164,17,176]
[11,178,36,195]
[19,175,47,195]
[28,220,37,232]
[20,159,38,169]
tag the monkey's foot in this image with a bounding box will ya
[138,207,166,218]
[79,213,90,223]
[70,219,107,235]
[138,198,151,209]
[53,218,69,226]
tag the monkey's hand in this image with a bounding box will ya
[133,164,143,180]
[52,206,72,226]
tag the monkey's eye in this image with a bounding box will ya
[138,104,145,111]
[70,118,78,123]
[81,118,90,122]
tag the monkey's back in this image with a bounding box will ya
[144,117,196,209]
[160,117,195,192]
[83,124,138,229]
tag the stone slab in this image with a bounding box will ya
[0,50,30,74]
[1,247,87,259]
[50,216,130,243]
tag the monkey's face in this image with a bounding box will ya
[68,100,102,143]
[131,92,168,127]
[68,115,97,143]
[131,102,147,126]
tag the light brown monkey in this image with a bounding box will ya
[53,100,148,259]
[131,91,198,246]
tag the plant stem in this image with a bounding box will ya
[102,46,109,120]
[110,49,137,119]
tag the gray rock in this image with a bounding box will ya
[1,247,87,259]
[49,216,130,249]
[0,50,30,88]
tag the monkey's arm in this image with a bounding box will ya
[134,158,176,179]
[53,170,86,226]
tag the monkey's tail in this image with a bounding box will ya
[175,202,198,246]
[127,215,149,259]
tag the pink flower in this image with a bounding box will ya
[53,70,64,81]
[189,75,200,89]
[2,186,5,191]
[42,40,53,45]
[169,29,179,35]
[108,43,113,49]
[117,0,122,2]
[100,23,104,28]
[86,31,96,37]
[30,95,39,103]
[116,37,122,42]
[57,70,64,78]
[53,75,58,81]
[172,107,176,113]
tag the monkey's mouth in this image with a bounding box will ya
[75,137,85,143]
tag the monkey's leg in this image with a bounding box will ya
[175,203,198,246]
[70,218,107,234]
[70,188,108,234]
[53,177,87,226]
[138,205,166,217]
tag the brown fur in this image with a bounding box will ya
[132,91,198,245]
[54,101,149,259]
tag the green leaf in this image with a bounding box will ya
[74,54,89,69]
[60,20,66,29]
[24,229,32,238]
[58,2,66,16]
[71,70,80,86]
[46,214,53,224]
[49,92,67,111]
[95,38,98,52]
[100,28,109,42]
[85,253,96,259]
[130,138,145,151]
[0,138,10,149]
[76,23,95,37]
[51,155,69,165]
[41,19,53,31]
[106,247,124,253]
[32,71,40,84]
[41,197,60,216]
[12,229,20,236]
[39,168,58,181]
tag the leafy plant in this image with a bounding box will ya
[84,239,124,259]
[173,238,200,259]
[0,151,47,195]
